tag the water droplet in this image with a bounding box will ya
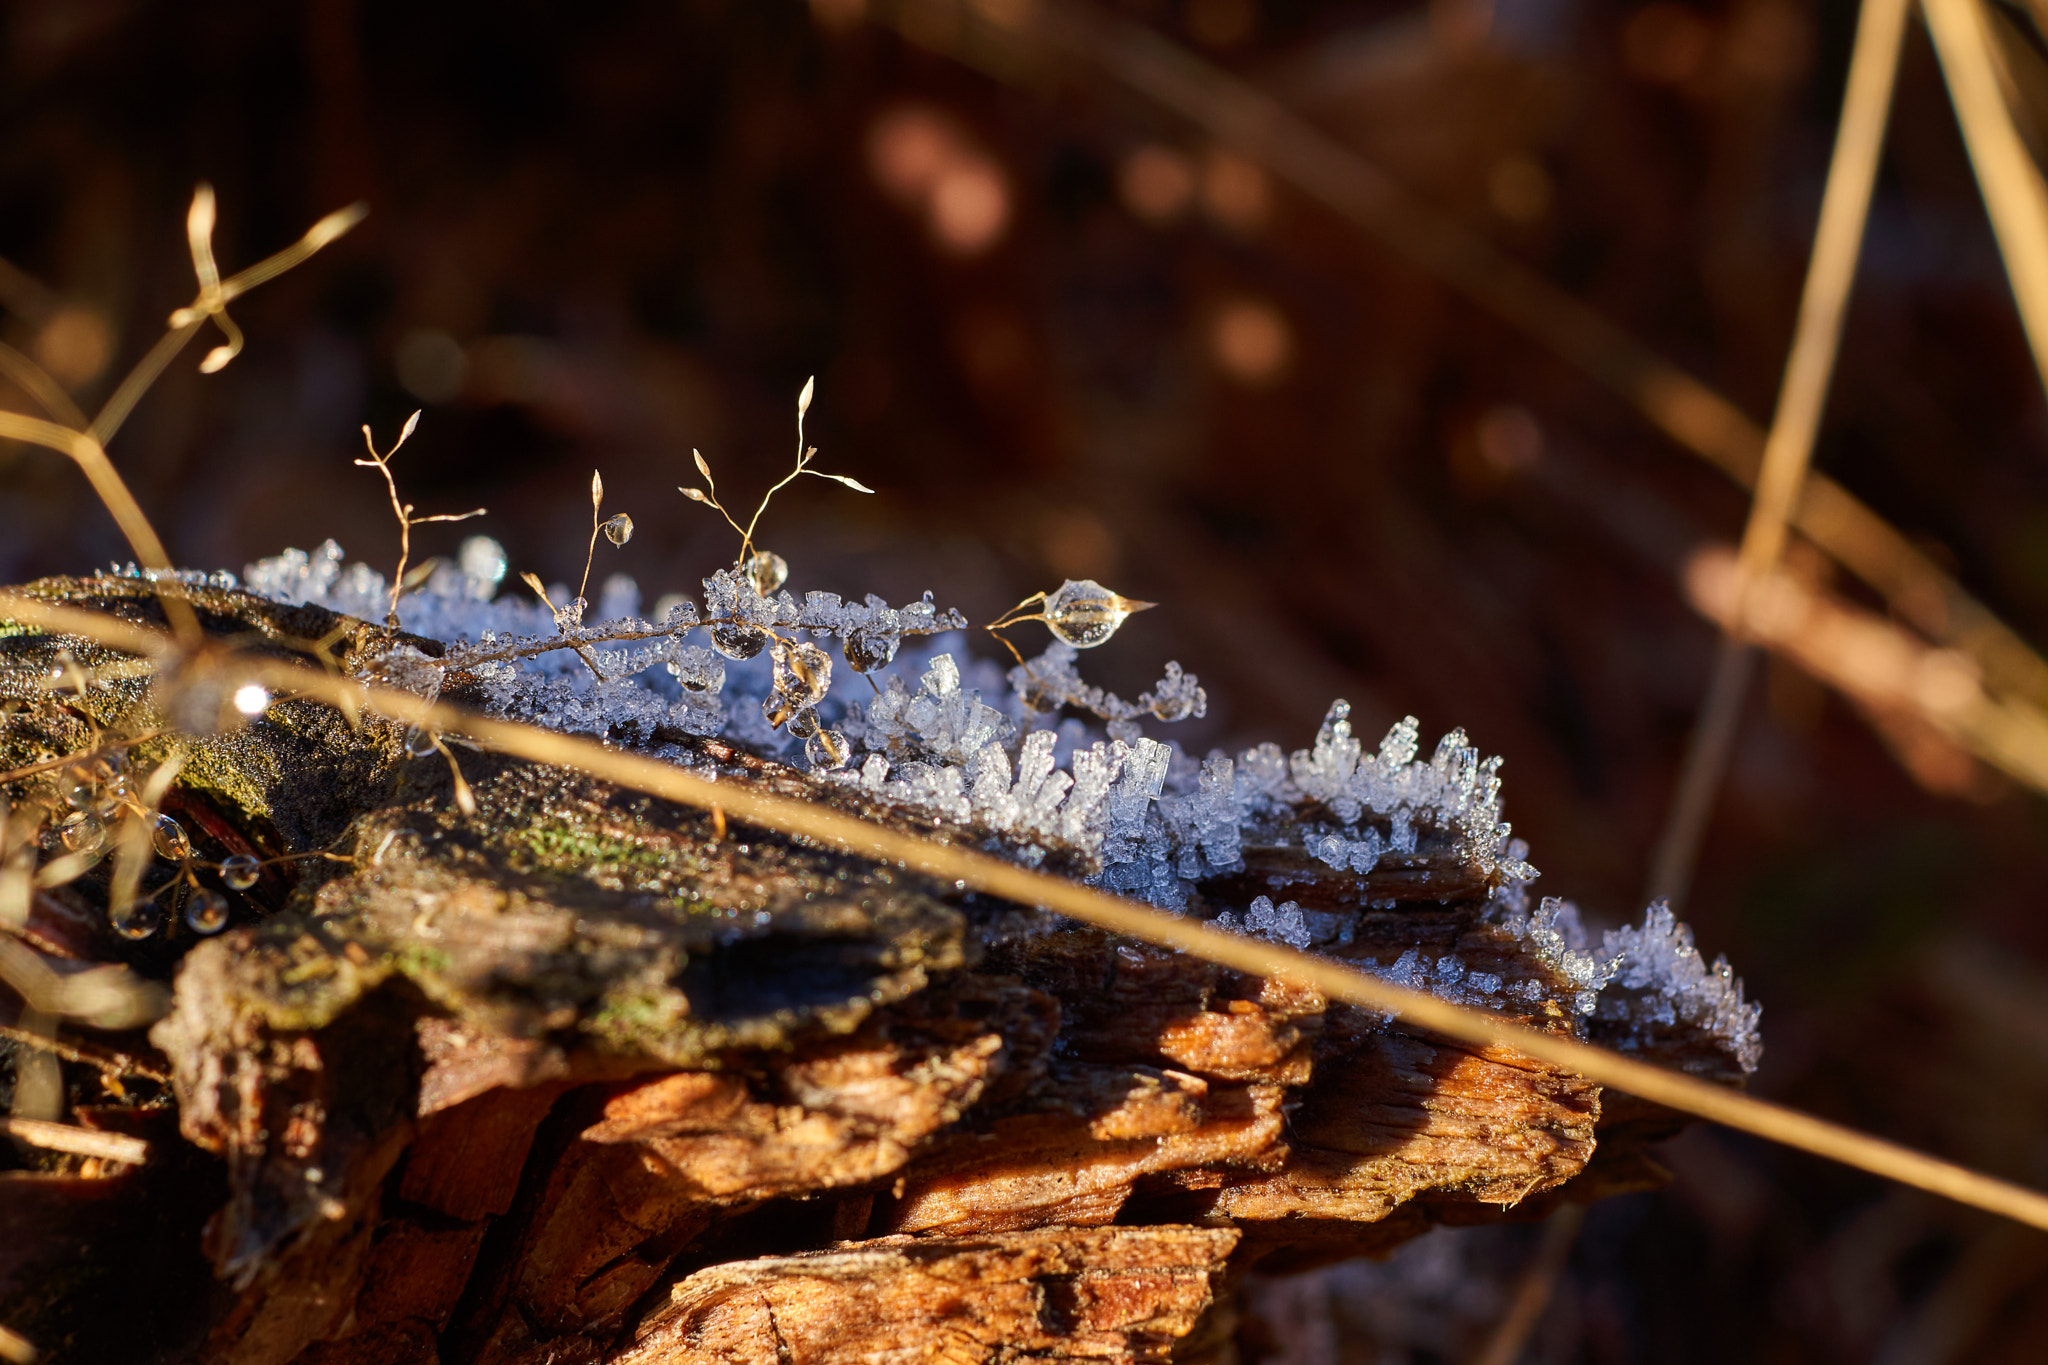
[405,728,439,758]
[805,728,851,770]
[111,900,163,940]
[843,624,900,673]
[106,773,136,805]
[1043,579,1153,649]
[709,622,768,661]
[666,645,726,695]
[185,889,230,934]
[63,780,98,811]
[745,550,788,596]
[220,855,261,891]
[232,683,270,717]
[58,810,105,855]
[786,706,822,739]
[769,639,832,712]
[601,513,634,547]
[152,814,191,861]
[459,535,508,588]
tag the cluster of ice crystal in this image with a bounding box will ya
[1596,900,1763,1073]
[233,544,1757,1051]
[1008,642,1208,733]
[1361,948,1524,1011]
[1214,895,1313,951]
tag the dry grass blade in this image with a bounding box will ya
[900,0,2048,717]
[1684,544,2048,791]
[1647,0,1911,907]
[7,592,2048,1232]
[1923,0,2048,403]
[0,1116,150,1165]
[1466,1204,1587,1365]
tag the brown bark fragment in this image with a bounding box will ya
[613,1227,1241,1365]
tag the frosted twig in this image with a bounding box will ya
[516,573,605,678]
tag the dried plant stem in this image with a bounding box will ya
[0,1115,150,1165]
[0,1022,169,1082]
[1647,0,1909,908]
[1922,0,2048,403]
[1,187,363,654]
[1465,1204,1587,1365]
[909,0,2048,715]
[7,594,2048,1232]
[0,342,88,432]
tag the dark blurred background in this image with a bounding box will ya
[5,0,2048,1358]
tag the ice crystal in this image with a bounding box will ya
[1215,895,1312,951]
[1597,900,1763,1072]
[233,540,1758,1067]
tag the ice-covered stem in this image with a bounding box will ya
[1007,642,1206,728]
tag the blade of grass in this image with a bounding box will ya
[1648,0,1912,908]
[1923,0,2048,405]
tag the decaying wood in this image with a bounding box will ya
[0,579,1753,1363]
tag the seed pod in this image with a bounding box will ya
[1043,579,1153,649]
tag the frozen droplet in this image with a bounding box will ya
[1043,579,1152,649]
[555,597,587,630]
[152,814,191,861]
[710,622,768,661]
[232,683,270,717]
[601,513,634,547]
[220,854,261,891]
[805,728,851,770]
[459,534,508,588]
[667,644,726,695]
[786,706,822,739]
[770,639,831,711]
[746,549,789,596]
[185,889,230,934]
[404,728,438,758]
[843,624,901,673]
[111,900,162,940]
[58,810,106,855]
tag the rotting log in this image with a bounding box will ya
[0,578,1751,1364]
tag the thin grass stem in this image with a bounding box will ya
[1648,0,1910,907]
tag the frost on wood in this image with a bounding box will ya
[237,538,1759,1066]
[3,563,1762,1365]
